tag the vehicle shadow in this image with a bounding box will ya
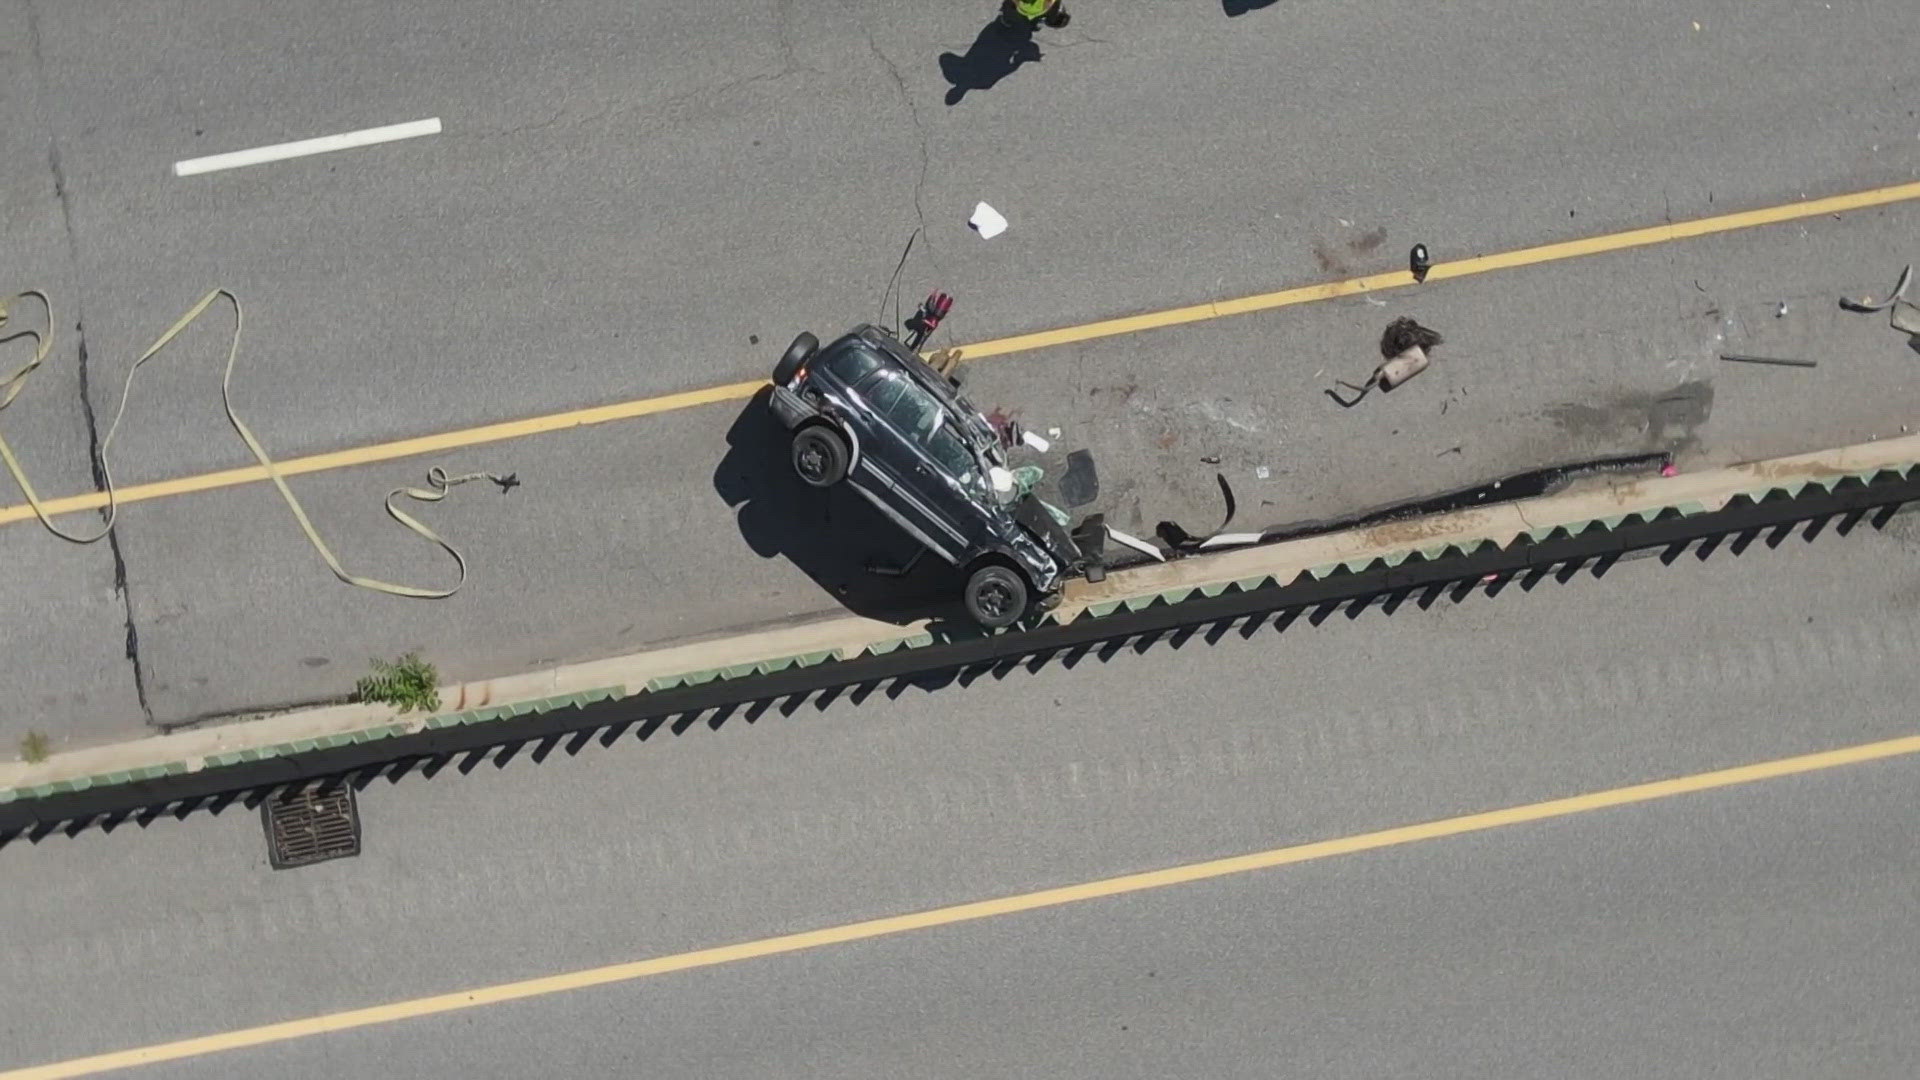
[712,391,970,625]
[938,18,1043,106]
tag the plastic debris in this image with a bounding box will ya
[1021,430,1052,453]
[1254,465,1271,480]
[1720,353,1817,368]
[1007,464,1070,526]
[969,202,1009,239]
[1840,264,1912,312]
[1105,525,1166,562]
[1156,473,1238,550]
[1059,449,1099,508]
[1409,243,1432,283]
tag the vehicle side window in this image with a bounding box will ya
[823,344,884,385]
[859,371,907,416]
[884,382,943,442]
[926,426,978,483]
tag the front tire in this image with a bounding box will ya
[791,425,849,487]
[964,563,1029,629]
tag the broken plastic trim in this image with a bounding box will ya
[1155,473,1238,550]
[1839,264,1912,313]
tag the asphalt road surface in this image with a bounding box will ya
[3,514,1918,1077]
[3,2,1918,740]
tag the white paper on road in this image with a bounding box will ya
[970,202,1008,239]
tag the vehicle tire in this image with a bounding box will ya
[791,424,849,487]
[963,562,1028,629]
[772,332,818,385]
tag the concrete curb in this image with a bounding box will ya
[5,432,1917,807]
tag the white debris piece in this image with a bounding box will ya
[1021,430,1052,453]
[1106,527,1166,562]
[1197,532,1264,550]
[969,202,1008,239]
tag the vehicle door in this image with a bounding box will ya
[862,370,973,562]
[809,357,891,509]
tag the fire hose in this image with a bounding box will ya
[0,288,512,599]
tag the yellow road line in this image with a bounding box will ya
[5,180,1919,529]
[10,731,1919,1080]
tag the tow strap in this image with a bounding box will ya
[0,288,512,599]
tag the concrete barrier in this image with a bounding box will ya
[5,432,1917,830]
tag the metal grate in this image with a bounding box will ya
[262,784,361,870]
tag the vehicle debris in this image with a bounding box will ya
[1070,515,1110,582]
[1409,243,1432,283]
[1839,264,1912,313]
[1058,449,1099,508]
[1105,524,1166,562]
[1156,472,1238,550]
[1327,317,1444,407]
[1197,531,1263,550]
[1720,353,1818,368]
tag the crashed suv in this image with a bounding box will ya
[767,324,1082,628]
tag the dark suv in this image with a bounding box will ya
[767,324,1081,628]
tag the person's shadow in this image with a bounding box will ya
[939,18,1043,106]
[1223,0,1279,14]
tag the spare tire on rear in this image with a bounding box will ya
[773,332,818,385]
[963,563,1028,629]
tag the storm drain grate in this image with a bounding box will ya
[262,784,361,870]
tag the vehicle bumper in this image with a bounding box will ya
[769,384,816,429]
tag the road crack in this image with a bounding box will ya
[24,0,155,726]
[849,10,938,278]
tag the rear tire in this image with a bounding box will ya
[791,425,849,487]
[963,563,1028,629]
[773,332,818,385]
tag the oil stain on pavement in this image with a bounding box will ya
[1545,380,1714,451]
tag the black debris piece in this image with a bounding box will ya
[1155,472,1236,550]
[1380,317,1443,358]
[1059,449,1100,508]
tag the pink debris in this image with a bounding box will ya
[1660,463,1679,477]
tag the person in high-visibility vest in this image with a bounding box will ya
[998,0,1070,31]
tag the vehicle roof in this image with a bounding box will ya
[839,325,998,447]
